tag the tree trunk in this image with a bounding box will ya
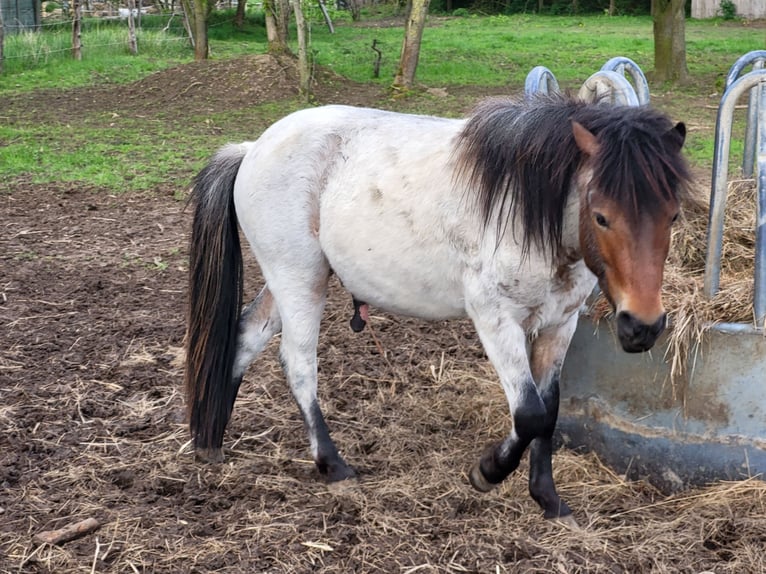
[235,0,246,28]
[264,0,278,46]
[180,0,195,49]
[291,0,311,100]
[393,0,430,90]
[180,0,210,59]
[72,0,82,60]
[608,0,615,15]
[264,0,290,53]
[277,0,290,43]
[127,0,138,54]
[192,0,210,59]
[651,0,688,84]
[317,0,334,33]
[348,0,361,21]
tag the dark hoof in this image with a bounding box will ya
[533,486,573,521]
[195,447,224,463]
[468,462,496,493]
[322,461,357,483]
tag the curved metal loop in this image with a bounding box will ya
[703,69,766,324]
[524,66,560,98]
[724,50,766,177]
[725,50,766,89]
[600,57,650,105]
[577,70,640,107]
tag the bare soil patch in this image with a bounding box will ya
[2,54,765,573]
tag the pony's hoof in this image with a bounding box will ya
[325,463,357,484]
[195,447,224,463]
[468,463,496,493]
[549,513,580,530]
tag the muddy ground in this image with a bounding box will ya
[2,53,765,573]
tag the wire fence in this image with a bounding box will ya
[0,14,253,66]
[1,35,190,60]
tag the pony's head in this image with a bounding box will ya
[455,95,691,353]
[572,117,688,353]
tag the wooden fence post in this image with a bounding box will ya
[72,0,82,60]
[127,0,138,54]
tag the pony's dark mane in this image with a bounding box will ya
[454,92,691,258]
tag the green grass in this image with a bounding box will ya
[0,11,268,91]
[1,11,763,190]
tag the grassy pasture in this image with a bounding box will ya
[0,12,763,190]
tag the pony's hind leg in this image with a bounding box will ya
[233,286,282,380]
[274,272,355,483]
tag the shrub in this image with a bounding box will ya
[719,0,737,19]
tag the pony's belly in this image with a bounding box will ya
[314,117,472,320]
[326,256,467,320]
[321,236,467,321]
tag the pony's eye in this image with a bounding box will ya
[594,213,609,229]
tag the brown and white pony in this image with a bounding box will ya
[185,93,690,523]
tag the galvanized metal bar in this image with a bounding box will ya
[743,61,764,178]
[725,51,766,178]
[577,70,640,106]
[725,50,766,88]
[704,70,766,312]
[756,84,766,324]
[524,66,560,98]
[600,56,650,105]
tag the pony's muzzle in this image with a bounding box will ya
[616,311,666,353]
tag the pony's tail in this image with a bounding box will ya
[185,143,249,462]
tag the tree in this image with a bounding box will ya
[393,0,431,90]
[234,0,247,28]
[651,0,688,84]
[264,0,290,53]
[347,0,361,21]
[291,0,311,99]
[180,0,212,60]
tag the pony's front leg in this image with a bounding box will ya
[465,300,547,493]
[526,314,579,522]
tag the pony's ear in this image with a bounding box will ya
[664,122,686,151]
[571,121,600,157]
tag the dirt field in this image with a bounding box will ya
[2,54,765,573]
